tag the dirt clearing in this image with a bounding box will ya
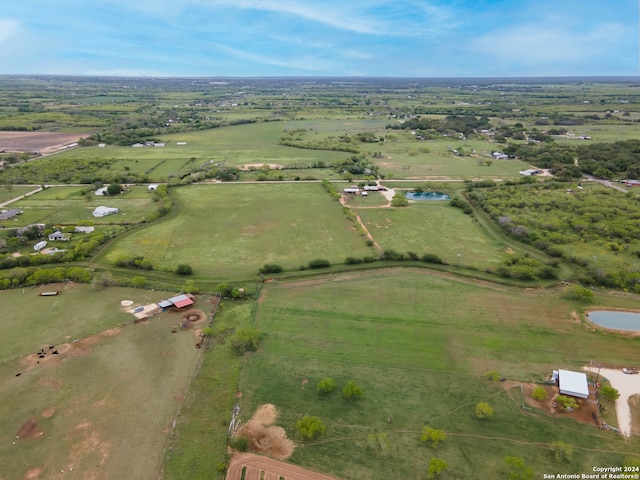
[0,132,88,154]
[235,404,295,460]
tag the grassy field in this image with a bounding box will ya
[354,199,510,268]
[0,285,203,480]
[8,185,157,226]
[239,270,640,479]
[97,183,374,279]
[0,185,39,204]
[49,122,351,180]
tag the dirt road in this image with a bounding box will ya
[226,452,342,480]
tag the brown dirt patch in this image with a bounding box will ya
[0,132,89,154]
[41,407,56,418]
[17,418,43,439]
[235,404,295,460]
[24,467,43,479]
[179,309,207,328]
[21,326,124,370]
[505,382,599,428]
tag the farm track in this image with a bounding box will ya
[226,452,342,480]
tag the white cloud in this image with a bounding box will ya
[213,43,336,71]
[0,19,21,43]
[472,22,630,66]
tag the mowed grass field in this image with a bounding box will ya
[9,185,157,226]
[0,285,203,480]
[240,270,640,479]
[354,199,510,268]
[98,183,374,279]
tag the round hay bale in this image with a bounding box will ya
[121,300,134,307]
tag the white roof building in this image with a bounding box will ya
[34,240,47,251]
[93,206,119,218]
[148,183,159,191]
[558,369,589,399]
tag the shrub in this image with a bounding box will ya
[391,192,409,207]
[230,328,259,354]
[259,263,283,274]
[532,387,548,401]
[230,436,249,451]
[600,385,620,401]
[475,402,494,419]
[551,441,574,463]
[421,426,446,447]
[556,394,578,411]
[296,416,326,440]
[421,253,444,264]
[345,257,363,265]
[342,380,364,401]
[175,264,193,275]
[317,377,336,394]
[308,259,331,269]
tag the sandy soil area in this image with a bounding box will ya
[0,132,88,154]
[585,367,640,437]
[226,452,341,480]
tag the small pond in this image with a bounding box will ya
[405,192,450,201]
[587,311,640,332]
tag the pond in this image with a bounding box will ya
[405,192,450,201]
[587,310,640,332]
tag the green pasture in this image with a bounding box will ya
[50,122,350,179]
[9,185,156,226]
[0,185,39,204]
[355,200,509,268]
[240,270,640,479]
[0,285,202,480]
[98,183,373,279]
[283,118,390,133]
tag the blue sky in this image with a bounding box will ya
[1,0,638,77]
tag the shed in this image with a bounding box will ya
[48,231,70,241]
[157,299,173,309]
[95,186,108,196]
[558,369,589,399]
[34,240,47,251]
[148,183,159,191]
[0,209,22,221]
[169,294,194,309]
[92,206,119,218]
[343,188,359,194]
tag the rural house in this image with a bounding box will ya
[48,231,71,241]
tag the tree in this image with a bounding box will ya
[421,426,446,447]
[182,279,200,294]
[342,380,364,401]
[317,377,336,394]
[551,441,574,463]
[475,402,494,420]
[565,285,594,302]
[259,263,283,274]
[215,282,234,297]
[295,416,326,440]
[532,387,548,401]
[504,456,534,480]
[427,458,448,479]
[175,264,193,275]
[230,328,259,354]
[107,183,123,195]
[600,385,620,401]
[391,192,409,207]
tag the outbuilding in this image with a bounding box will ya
[557,369,589,399]
[92,206,119,218]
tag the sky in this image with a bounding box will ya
[1,0,638,77]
